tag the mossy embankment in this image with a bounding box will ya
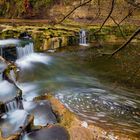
[0,22,139,48]
[0,22,139,90]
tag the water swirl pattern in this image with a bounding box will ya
[16,53,140,136]
[0,39,139,138]
[56,87,140,134]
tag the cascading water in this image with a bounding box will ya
[0,39,20,46]
[16,42,34,59]
[79,29,88,46]
[16,52,140,137]
[5,99,23,112]
[0,39,57,139]
[5,100,18,112]
[0,38,140,139]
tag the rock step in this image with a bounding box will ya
[23,100,57,126]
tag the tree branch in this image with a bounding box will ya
[111,27,140,56]
[118,8,137,25]
[57,0,92,24]
[94,0,115,33]
[110,16,126,39]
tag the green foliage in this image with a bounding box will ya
[0,0,53,18]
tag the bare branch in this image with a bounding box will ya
[111,27,140,56]
[118,8,137,25]
[110,16,126,39]
[107,8,136,38]
[94,0,115,33]
[57,0,92,24]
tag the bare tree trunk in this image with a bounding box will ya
[111,27,140,56]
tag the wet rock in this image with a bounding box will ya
[23,100,57,126]
[48,96,140,140]
[21,125,70,140]
[0,110,33,139]
[19,32,32,39]
[69,127,93,140]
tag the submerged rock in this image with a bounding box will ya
[21,125,70,140]
[23,100,57,126]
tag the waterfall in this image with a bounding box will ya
[5,99,23,112]
[16,43,34,59]
[79,29,88,46]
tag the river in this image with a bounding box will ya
[13,50,140,137]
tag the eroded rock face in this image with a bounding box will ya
[21,125,70,140]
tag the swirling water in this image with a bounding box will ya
[3,52,139,137]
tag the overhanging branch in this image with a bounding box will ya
[111,27,140,56]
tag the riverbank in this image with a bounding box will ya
[42,94,140,140]
[1,93,139,140]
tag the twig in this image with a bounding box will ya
[57,0,92,24]
[118,8,137,25]
[110,16,126,39]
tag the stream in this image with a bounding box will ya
[15,52,140,137]
[0,40,140,138]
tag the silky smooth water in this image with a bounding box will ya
[14,52,140,137]
[0,39,20,46]
[0,110,29,138]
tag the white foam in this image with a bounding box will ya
[16,53,52,68]
[79,43,89,46]
[0,39,20,46]
[0,80,16,94]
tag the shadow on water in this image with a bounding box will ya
[13,52,140,137]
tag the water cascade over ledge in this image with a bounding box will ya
[0,39,58,139]
[16,43,34,59]
[79,29,88,46]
